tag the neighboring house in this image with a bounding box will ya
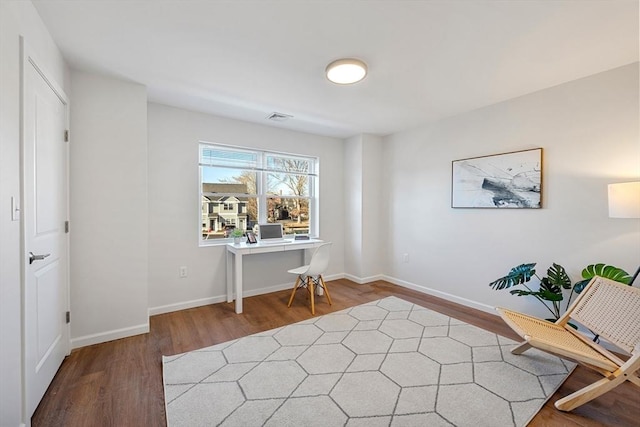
[202,183,250,233]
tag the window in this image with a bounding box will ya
[200,143,318,244]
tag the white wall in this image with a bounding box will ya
[0,2,69,426]
[361,134,384,280]
[69,71,149,348]
[1,7,636,425]
[147,103,345,313]
[344,135,363,278]
[382,63,640,317]
[344,134,384,282]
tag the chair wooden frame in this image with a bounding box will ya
[497,276,640,411]
[287,274,332,315]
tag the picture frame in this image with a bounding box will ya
[451,148,542,209]
[246,231,257,244]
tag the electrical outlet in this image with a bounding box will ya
[402,253,409,263]
[179,266,188,278]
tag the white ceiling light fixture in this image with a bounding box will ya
[326,58,368,85]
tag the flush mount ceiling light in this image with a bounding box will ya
[325,58,368,84]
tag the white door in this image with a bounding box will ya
[22,46,70,418]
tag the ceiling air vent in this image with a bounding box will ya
[267,112,293,122]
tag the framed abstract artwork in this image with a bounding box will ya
[451,148,542,209]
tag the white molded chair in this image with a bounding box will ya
[287,242,332,315]
[497,276,640,411]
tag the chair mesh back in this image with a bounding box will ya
[571,276,640,354]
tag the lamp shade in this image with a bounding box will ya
[608,182,640,218]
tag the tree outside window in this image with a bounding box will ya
[199,144,317,243]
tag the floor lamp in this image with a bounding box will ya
[608,181,640,284]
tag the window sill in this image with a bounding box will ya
[199,239,234,247]
[199,235,318,247]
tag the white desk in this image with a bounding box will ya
[226,239,324,313]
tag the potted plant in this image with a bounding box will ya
[230,228,244,244]
[489,263,631,324]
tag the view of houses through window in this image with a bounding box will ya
[200,143,318,242]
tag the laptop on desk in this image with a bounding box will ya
[257,223,288,244]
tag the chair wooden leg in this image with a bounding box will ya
[287,276,301,308]
[628,373,640,387]
[555,353,640,411]
[555,373,628,411]
[319,275,332,305]
[511,341,532,355]
[308,276,315,315]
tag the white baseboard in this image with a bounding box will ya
[351,274,625,354]
[71,274,496,350]
[148,296,227,316]
[340,272,494,313]
[382,275,496,314]
[242,274,345,297]
[148,274,347,317]
[242,274,347,298]
[71,323,149,349]
[343,273,384,284]
[324,273,345,282]
[242,282,291,298]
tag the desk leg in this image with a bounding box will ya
[235,252,243,314]
[226,250,233,303]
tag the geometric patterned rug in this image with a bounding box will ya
[162,296,575,427]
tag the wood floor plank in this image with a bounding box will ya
[32,279,638,426]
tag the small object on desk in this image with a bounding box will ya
[294,235,310,240]
[246,231,257,244]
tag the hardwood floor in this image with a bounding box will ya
[32,279,638,426]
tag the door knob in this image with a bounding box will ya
[29,252,50,265]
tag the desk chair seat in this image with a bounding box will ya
[497,276,640,411]
[287,242,332,315]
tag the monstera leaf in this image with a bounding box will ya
[510,288,563,301]
[547,263,572,290]
[573,264,631,294]
[489,263,536,290]
[538,278,563,300]
[490,261,629,329]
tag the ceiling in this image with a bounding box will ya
[32,0,638,139]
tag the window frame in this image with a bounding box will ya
[199,142,319,246]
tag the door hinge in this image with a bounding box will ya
[65,311,70,324]
[64,130,69,142]
[65,220,69,233]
